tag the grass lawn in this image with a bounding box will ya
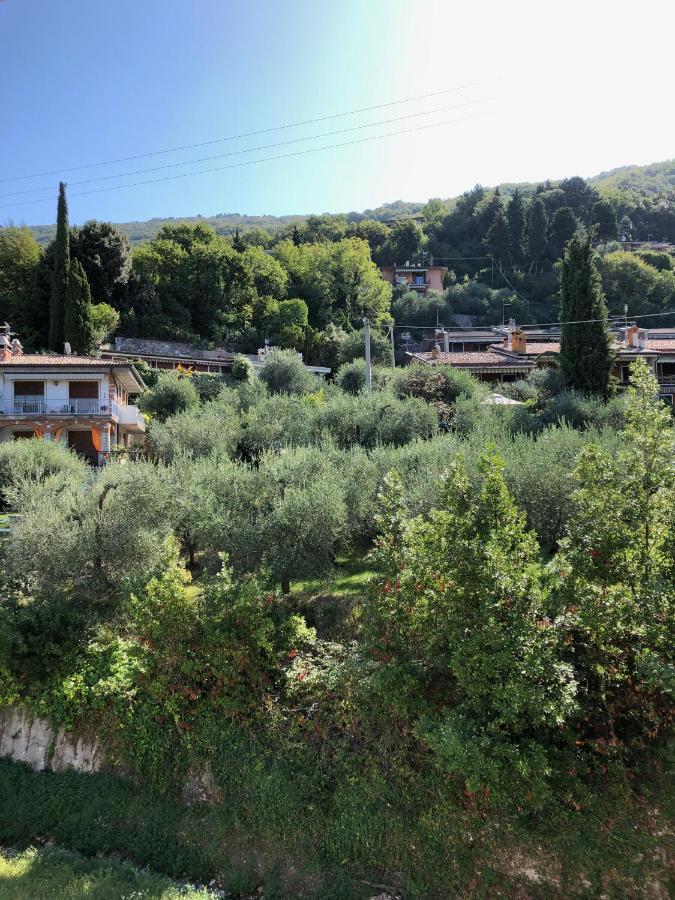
[0,846,216,899]
[288,555,377,641]
[291,555,376,597]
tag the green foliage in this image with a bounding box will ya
[139,371,200,420]
[88,301,119,344]
[0,227,41,346]
[70,220,131,305]
[63,258,95,355]
[49,182,69,352]
[0,438,87,511]
[258,348,316,395]
[553,359,675,749]
[364,457,576,803]
[484,207,512,269]
[560,230,614,396]
[231,353,254,382]
[392,363,482,410]
[549,206,578,259]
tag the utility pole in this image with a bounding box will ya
[363,317,372,393]
[389,324,396,368]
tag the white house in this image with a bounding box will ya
[0,327,146,465]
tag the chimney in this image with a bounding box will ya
[511,328,527,354]
[10,339,23,357]
[626,324,640,348]
[0,335,11,362]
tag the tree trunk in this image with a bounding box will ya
[281,575,291,594]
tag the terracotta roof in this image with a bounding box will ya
[493,342,561,356]
[646,340,675,352]
[410,351,530,367]
[0,354,136,366]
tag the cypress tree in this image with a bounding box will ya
[232,228,245,252]
[484,207,512,270]
[507,188,527,265]
[49,182,70,351]
[549,206,578,259]
[64,258,95,355]
[559,230,613,397]
[527,196,548,267]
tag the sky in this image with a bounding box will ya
[0,0,673,227]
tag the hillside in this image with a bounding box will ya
[590,158,675,195]
[26,159,673,247]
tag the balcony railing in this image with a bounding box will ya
[0,399,118,417]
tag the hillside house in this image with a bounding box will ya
[380,263,448,295]
[100,336,331,377]
[407,324,673,395]
[0,327,146,465]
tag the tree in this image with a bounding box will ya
[258,348,316,395]
[138,371,200,420]
[554,358,674,745]
[49,182,70,352]
[549,206,578,259]
[363,458,576,801]
[387,219,423,263]
[70,220,131,305]
[484,208,512,270]
[89,302,120,344]
[591,198,618,242]
[507,189,527,265]
[559,230,613,396]
[0,227,40,343]
[618,215,634,242]
[559,176,599,221]
[64,258,95,355]
[232,228,245,252]
[527,196,549,266]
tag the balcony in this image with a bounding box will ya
[0,399,119,417]
[116,404,146,432]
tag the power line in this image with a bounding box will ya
[386,309,675,331]
[0,113,487,210]
[0,99,484,200]
[0,84,480,185]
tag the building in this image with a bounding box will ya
[0,327,146,465]
[407,323,675,399]
[100,336,331,378]
[380,263,448,295]
[406,327,559,382]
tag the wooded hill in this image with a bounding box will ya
[25,158,673,247]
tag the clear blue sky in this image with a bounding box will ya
[1,0,672,226]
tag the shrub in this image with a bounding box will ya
[0,438,87,510]
[334,359,392,395]
[363,459,577,804]
[231,354,254,382]
[258,348,317,395]
[538,389,626,430]
[190,372,225,402]
[138,372,199,421]
[393,363,482,407]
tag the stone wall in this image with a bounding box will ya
[0,706,103,774]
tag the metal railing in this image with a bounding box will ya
[0,399,118,416]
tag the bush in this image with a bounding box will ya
[138,372,199,421]
[337,328,392,366]
[538,389,627,430]
[231,354,254,382]
[190,372,225,402]
[363,458,577,804]
[393,363,482,408]
[334,359,392,395]
[258,348,317,395]
[0,438,87,510]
